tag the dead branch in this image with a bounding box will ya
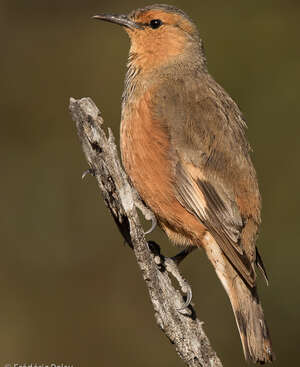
[69,97,223,367]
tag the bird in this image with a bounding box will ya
[93,4,274,363]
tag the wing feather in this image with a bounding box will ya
[175,163,256,287]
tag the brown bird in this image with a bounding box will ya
[93,4,273,363]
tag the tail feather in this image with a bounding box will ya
[203,233,274,363]
[232,277,273,363]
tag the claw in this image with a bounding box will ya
[144,215,157,234]
[176,285,192,311]
[82,168,95,180]
[132,191,157,235]
[164,258,193,311]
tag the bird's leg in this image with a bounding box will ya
[171,247,197,265]
[148,241,194,313]
[131,188,157,234]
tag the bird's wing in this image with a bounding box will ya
[154,74,259,287]
[175,161,255,287]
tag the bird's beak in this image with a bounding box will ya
[92,14,144,30]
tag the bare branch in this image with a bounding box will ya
[69,97,223,367]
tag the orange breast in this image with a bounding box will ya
[121,89,206,246]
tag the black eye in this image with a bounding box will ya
[149,19,163,29]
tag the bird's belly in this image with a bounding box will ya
[121,93,205,245]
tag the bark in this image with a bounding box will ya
[69,97,223,367]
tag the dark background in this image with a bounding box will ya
[1,0,299,366]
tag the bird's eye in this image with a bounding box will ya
[149,19,163,29]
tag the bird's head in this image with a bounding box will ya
[93,4,206,72]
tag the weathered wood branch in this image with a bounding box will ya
[69,97,223,367]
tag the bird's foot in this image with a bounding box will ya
[82,168,95,180]
[132,189,157,234]
[148,241,193,313]
[164,257,193,311]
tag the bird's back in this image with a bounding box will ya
[153,67,261,221]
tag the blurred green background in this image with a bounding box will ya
[1,0,299,366]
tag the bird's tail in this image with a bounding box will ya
[203,235,274,364]
[228,272,273,363]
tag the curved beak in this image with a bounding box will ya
[92,14,144,30]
